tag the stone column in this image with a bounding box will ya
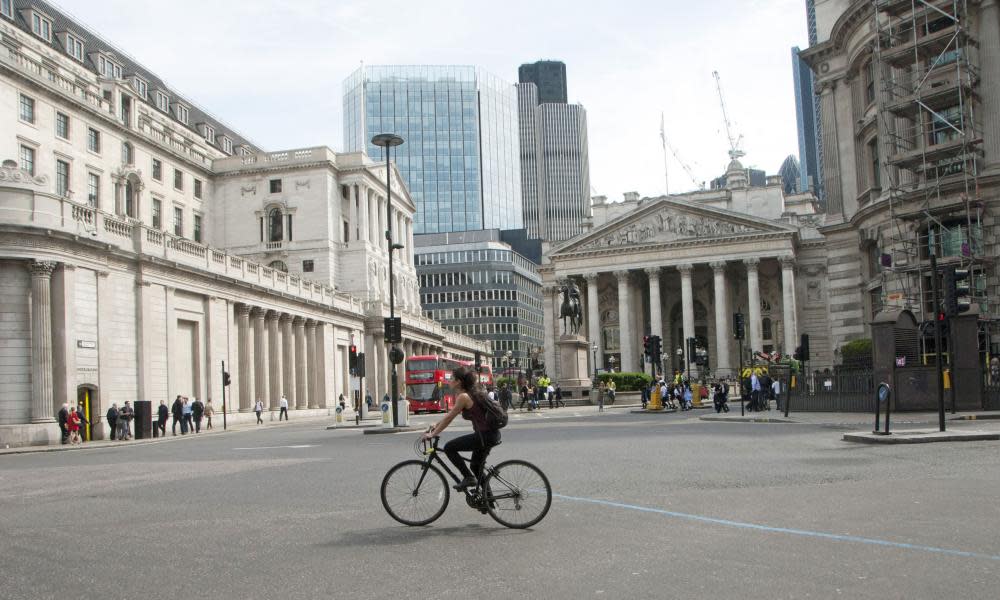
[378,197,387,251]
[711,261,732,376]
[645,268,663,346]
[368,189,378,244]
[745,258,763,353]
[281,314,295,407]
[781,256,798,355]
[237,304,252,411]
[252,307,268,409]
[306,320,319,409]
[407,219,414,266]
[980,0,1000,167]
[294,317,308,409]
[678,263,696,376]
[267,311,282,411]
[614,270,635,372]
[585,273,602,369]
[542,285,557,378]
[29,261,57,423]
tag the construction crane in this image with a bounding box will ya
[712,70,745,161]
[659,116,704,191]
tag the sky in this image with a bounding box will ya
[59,0,809,200]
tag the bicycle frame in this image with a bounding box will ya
[416,437,520,504]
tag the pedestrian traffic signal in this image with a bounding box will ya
[356,352,366,377]
[943,266,972,316]
[733,312,745,340]
[643,335,651,357]
[222,371,231,387]
[651,335,662,361]
[349,344,358,370]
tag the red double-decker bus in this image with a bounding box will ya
[405,355,463,413]
[458,360,495,388]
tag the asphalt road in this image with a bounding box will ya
[1,411,999,599]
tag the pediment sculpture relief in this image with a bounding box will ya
[578,210,758,250]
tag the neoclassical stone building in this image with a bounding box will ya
[801,0,999,356]
[540,162,827,381]
[0,2,484,445]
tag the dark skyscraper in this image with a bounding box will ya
[518,60,568,105]
[792,47,822,200]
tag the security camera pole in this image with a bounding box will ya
[371,133,405,427]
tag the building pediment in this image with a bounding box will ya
[552,196,796,257]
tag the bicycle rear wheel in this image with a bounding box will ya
[484,459,551,529]
[381,460,450,526]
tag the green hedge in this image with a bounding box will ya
[597,372,653,391]
[841,338,873,366]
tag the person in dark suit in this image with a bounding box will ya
[106,404,119,441]
[57,403,69,444]
[192,398,204,433]
[157,400,168,436]
[171,396,184,436]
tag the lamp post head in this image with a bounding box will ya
[371,133,405,148]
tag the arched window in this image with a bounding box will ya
[268,208,283,242]
[268,260,288,273]
[124,179,137,218]
[122,142,133,165]
[762,317,773,340]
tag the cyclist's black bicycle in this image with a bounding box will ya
[380,434,552,529]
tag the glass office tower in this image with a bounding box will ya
[343,66,523,234]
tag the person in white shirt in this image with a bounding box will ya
[546,384,556,409]
[279,394,289,421]
[254,399,264,424]
[771,379,782,412]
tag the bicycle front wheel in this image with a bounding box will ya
[484,459,552,529]
[381,460,450,526]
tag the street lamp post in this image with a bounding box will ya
[371,133,405,427]
[591,342,599,382]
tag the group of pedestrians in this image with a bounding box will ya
[745,371,782,412]
[57,402,95,444]
[641,375,699,411]
[510,379,565,411]
[170,396,212,435]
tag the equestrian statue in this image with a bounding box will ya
[559,281,583,336]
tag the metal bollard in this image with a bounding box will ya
[873,382,892,435]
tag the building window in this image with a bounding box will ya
[155,92,169,112]
[19,94,34,124]
[151,199,162,229]
[287,215,293,241]
[270,179,282,193]
[173,169,183,190]
[97,55,122,79]
[929,105,962,146]
[124,179,137,218]
[121,142,134,165]
[203,125,215,143]
[173,207,183,237]
[865,61,876,105]
[87,173,100,207]
[20,145,35,175]
[193,214,202,243]
[65,33,84,61]
[868,138,880,189]
[221,137,233,154]
[132,77,148,99]
[1,0,12,19]
[87,128,101,153]
[194,178,203,199]
[175,104,189,124]
[268,208,283,242]
[31,12,52,41]
[55,112,70,139]
[152,158,162,181]
[302,260,314,272]
[56,159,70,196]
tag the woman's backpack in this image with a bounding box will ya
[476,394,508,430]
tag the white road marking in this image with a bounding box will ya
[232,444,317,450]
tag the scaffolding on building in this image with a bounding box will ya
[870,0,996,359]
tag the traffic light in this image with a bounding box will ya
[349,344,358,370]
[733,312,745,340]
[793,346,802,361]
[475,351,482,373]
[799,333,810,362]
[946,267,972,316]
[686,337,697,361]
[651,335,662,361]
[356,352,366,377]
[222,371,231,387]
[643,335,651,357]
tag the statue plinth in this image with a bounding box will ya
[557,334,591,388]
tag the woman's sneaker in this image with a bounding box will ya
[454,475,478,491]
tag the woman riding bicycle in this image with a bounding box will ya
[423,366,500,491]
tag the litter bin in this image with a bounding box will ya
[395,398,409,427]
[133,400,152,439]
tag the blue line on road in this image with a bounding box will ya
[552,493,1000,562]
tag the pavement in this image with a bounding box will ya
[844,428,1000,444]
[2,408,999,599]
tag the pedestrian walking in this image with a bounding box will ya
[607,379,617,405]
[157,400,168,436]
[106,403,119,441]
[597,381,606,412]
[182,398,193,433]
[555,385,565,408]
[546,383,555,409]
[771,378,782,412]
[118,401,133,440]
[338,394,347,413]
[365,391,374,410]
[67,409,82,445]
[518,384,529,410]
[76,404,89,442]
[192,397,204,433]
[204,399,214,430]
[58,403,70,444]
[279,394,289,421]
[171,395,183,435]
[750,371,762,412]
[254,399,264,424]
